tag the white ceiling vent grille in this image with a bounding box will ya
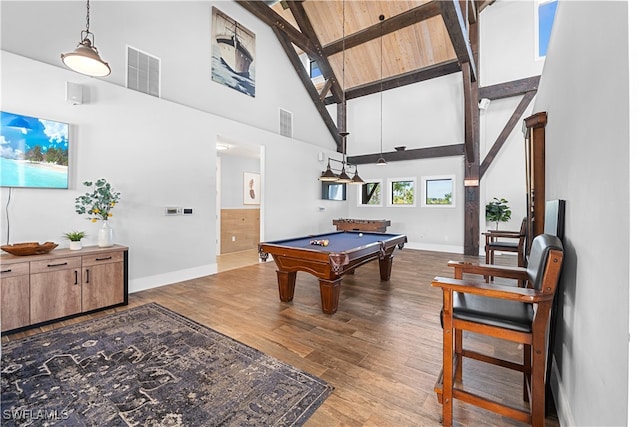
[127,46,160,98]
[279,108,292,138]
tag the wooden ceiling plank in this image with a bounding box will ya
[287,1,344,104]
[348,144,464,165]
[236,0,317,59]
[438,0,477,81]
[273,27,340,146]
[479,90,537,178]
[478,75,541,100]
[323,2,442,57]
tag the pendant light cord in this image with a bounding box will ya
[85,0,91,33]
[379,15,384,158]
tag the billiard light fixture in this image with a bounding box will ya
[318,156,364,184]
[317,0,364,186]
[61,0,111,77]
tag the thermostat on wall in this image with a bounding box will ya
[165,207,181,215]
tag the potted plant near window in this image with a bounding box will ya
[63,230,87,250]
[485,197,512,229]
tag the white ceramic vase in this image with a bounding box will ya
[98,220,114,247]
[69,241,82,250]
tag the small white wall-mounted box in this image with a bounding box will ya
[65,82,83,105]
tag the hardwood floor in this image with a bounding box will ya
[3,249,560,427]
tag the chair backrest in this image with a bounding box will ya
[544,199,566,241]
[526,234,564,291]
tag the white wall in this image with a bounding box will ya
[0,1,336,149]
[629,2,639,424]
[533,1,629,425]
[219,154,260,209]
[0,51,348,292]
[0,0,545,253]
[478,0,546,235]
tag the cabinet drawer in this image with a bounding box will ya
[30,257,81,274]
[0,262,29,279]
[82,251,124,267]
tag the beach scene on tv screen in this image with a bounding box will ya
[0,111,69,189]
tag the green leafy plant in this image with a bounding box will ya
[75,179,121,222]
[62,230,86,242]
[485,197,512,229]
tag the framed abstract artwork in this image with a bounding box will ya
[243,172,260,205]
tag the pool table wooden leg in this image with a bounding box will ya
[318,278,342,314]
[379,254,394,281]
[276,270,297,302]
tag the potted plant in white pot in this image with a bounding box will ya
[485,197,512,229]
[63,230,87,250]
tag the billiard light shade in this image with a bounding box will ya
[319,160,339,181]
[61,0,111,77]
[318,158,364,184]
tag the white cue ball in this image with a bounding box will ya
[358,233,363,237]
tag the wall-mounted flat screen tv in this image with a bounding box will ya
[321,181,346,201]
[1,111,69,189]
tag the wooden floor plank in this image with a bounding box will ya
[3,249,560,426]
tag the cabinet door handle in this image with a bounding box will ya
[1,268,11,273]
[74,270,79,285]
[47,262,68,268]
[85,269,90,284]
[95,256,113,261]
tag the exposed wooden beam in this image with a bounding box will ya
[463,17,480,257]
[480,91,536,178]
[236,1,317,58]
[287,1,344,104]
[462,62,477,162]
[323,2,441,56]
[347,144,464,165]
[273,28,340,146]
[477,0,497,14]
[479,75,541,100]
[324,60,461,103]
[439,0,477,81]
[318,79,333,102]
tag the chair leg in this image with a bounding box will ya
[455,329,463,381]
[531,336,547,427]
[441,293,454,427]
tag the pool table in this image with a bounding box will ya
[258,231,407,314]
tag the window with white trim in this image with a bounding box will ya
[388,178,415,207]
[358,180,383,207]
[422,175,455,208]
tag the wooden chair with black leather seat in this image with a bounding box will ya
[483,217,527,268]
[432,233,564,427]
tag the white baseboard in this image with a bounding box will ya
[129,263,217,293]
[551,354,575,427]
[403,241,464,254]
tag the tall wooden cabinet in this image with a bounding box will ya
[523,111,548,254]
[1,245,128,334]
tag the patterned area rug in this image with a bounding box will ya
[1,303,333,426]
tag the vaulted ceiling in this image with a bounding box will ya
[238,0,541,256]
[237,0,494,147]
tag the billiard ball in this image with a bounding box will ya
[358,233,363,237]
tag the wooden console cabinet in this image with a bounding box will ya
[1,245,128,334]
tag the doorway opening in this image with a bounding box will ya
[216,137,263,273]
